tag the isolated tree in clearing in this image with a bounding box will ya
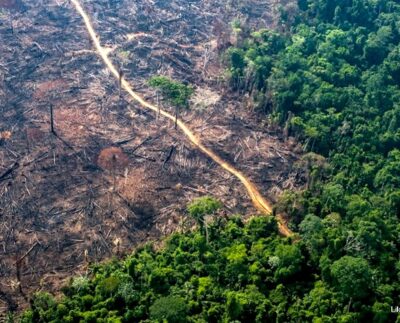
[148,76,193,129]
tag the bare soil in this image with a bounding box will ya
[0,0,301,315]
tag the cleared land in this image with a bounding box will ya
[0,0,302,313]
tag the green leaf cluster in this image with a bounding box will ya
[148,76,193,108]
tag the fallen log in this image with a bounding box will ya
[0,162,19,182]
[162,145,175,168]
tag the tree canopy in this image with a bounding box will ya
[148,76,193,109]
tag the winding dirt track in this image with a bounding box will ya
[70,0,292,237]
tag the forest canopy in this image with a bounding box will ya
[224,0,400,320]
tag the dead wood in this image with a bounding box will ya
[162,145,175,168]
[0,290,17,312]
[16,242,40,265]
[0,162,19,182]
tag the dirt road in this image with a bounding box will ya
[70,0,292,237]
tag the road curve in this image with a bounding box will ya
[70,0,293,237]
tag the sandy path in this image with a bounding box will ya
[70,0,292,237]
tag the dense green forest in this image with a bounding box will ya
[21,0,400,322]
[226,0,400,320]
[22,216,308,322]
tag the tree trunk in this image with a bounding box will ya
[284,111,293,139]
[156,91,160,121]
[50,104,55,134]
[175,106,179,129]
[205,223,209,244]
[118,70,123,99]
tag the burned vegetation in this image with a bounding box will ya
[0,0,302,314]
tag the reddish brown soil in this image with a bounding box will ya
[33,79,68,100]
